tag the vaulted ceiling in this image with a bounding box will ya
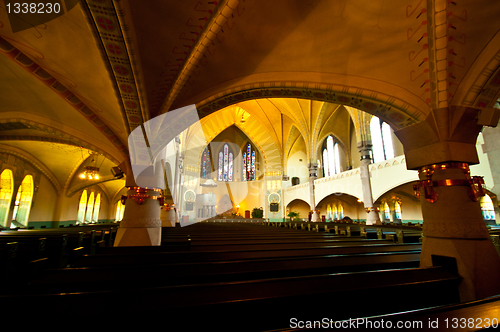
[1,0,500,196]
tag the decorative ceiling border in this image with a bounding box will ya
[79,0,146,134]
[0,36,129,159]
[195,83,427,130]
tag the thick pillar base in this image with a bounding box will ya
[420,236,500,302]
[311,211,320,222]
[113,187,162,247]
[114,227,161,246]
[161,207,176,227]
[416,163,500,302]
[365,211,382,225]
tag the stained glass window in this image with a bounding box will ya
[243,152,247,181]
[481,194,496,221]
[228,152,233,181]
[218,144,233,182]
[223,144,228,181]
[394,200,402,220]
[201,146,211,179]
[338,203,344,219]
[218,151,223,181]
[243,143,256,181]
[247,144,252,180]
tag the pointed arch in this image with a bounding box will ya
[12,175,34,226]
[85,192,95,223]
[92,193,101,223]
[371,116,395,163]
[0,169,14,227]
[77,190,88,224]
[480,194,496,221]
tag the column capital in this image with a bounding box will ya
[395,106,482,170]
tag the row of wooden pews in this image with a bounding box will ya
[265,220,424,244]
[0,224,118,286]
[0,221,467,330]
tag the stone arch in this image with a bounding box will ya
[194,78,428,131]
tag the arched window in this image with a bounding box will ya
[77,190,88,224]
[337,203,344,219]
[92,193,101,223]
[327,204,332,220]
[382,201,390,221]
[85,192,95,223]
[115,200,125,221]
[322,136,341,177]
[0,169,14,227]
[243,143,256,181]
[218,143,233,182]
[480,194,496,221]
[332,205,338,220]
[12,175,34,226]
[394,200,402,221]
[370,116,395,163]
[200,146,211,179]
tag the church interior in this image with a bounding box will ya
[1,0,500,328]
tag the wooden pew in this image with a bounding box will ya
[72,243,422,267]
[1,266,460,331]
[395,229,424,243]
[21,250,422,293]
[360,294,500,330]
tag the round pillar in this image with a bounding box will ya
[416,163,500,301]
[160,204,177,227]
[311,210,320,222]
[114,187,163,246]
[359,148,381,225]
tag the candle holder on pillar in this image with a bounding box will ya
[115,186,163,246]
[364,206,379,214]
[413,162,486,203]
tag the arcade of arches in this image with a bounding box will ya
[1,0,500,302]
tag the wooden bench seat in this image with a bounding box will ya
[20,251,422,294]
[360,293,500,331]
[187,238,395,251]
[1,266,460,330]
[72,243,422,267]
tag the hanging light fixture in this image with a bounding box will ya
[79,151,101,180]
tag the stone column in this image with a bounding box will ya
[395,106,500,301]
[160,203,176,227]
[114,161,163,246]
[415,163,500,301]
[114,187,163,246]
[358,143,381,225]
[308,163,320,222]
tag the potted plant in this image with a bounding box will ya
[251,207,264,218]
[287,211,300,222]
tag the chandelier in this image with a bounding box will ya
[79,152,101,180]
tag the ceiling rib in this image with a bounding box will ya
[158,0,240,115]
